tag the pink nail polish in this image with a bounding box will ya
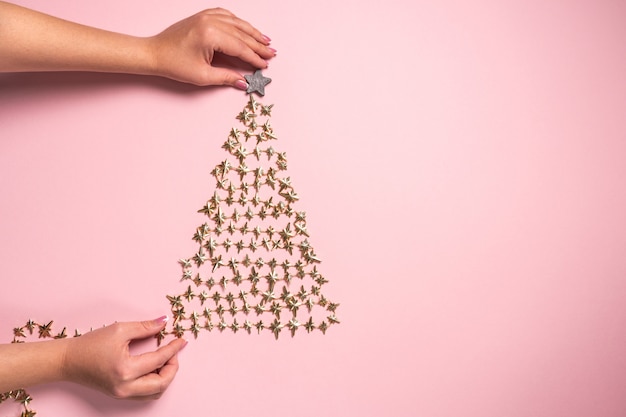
[235,80,248,90]
[155,315,168,325]
[262,34,272,43]
[268,47,277,54]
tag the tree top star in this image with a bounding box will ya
[244,70,272,96]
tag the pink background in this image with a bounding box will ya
[2,0,626,416]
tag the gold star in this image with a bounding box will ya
[204,321,214,332]
[246,93,259,113]
[205,277,215,289]
[304,317,315,333]
[173,323,185,338]
[327,302,340,313]
[318,321,328,335]
[287,318,300,337]
[294,221,309,237]
[156,328,166,345]
[193,248,207,266]
[269,301,282,319]
[211,292,222,305]
[248,267,260,284]
[243,320,253,334]
[167,294,183,308]
[25,320,36,334]
[204,236,217,257]
[183,286,195,302]
[237,108,256,123]
[172,307,186,322]
[255,320,265,334]
[254,304,265,315]
[210,255,224,272]
[218,320,227,332]
[213,207,226,226]
[38,321,53,338]
[305,298,315,312]
[280,190,299,203]
[193,273,203,287]
[230,319,240,333]
[229,127,240,139]
[190,323,201,338]
[269,319,283,340]
[222,138,238,153]
[266,270,279,286]
[261,289,276,303]
[261,104,274,116]
[237,162,250,180]
[286,297,301,315]
[181,269,192,281]
[219,276,229,289]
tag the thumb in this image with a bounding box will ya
[123,316,169,341]
[203,67,248,90]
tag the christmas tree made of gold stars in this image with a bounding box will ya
[160,80,339,342]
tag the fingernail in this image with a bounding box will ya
[262,34,272,43]
[268,47,277,55]
[235,79,248,90]
[155,315,168,325]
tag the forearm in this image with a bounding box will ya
[0,338,70,393]
[0,1,154,75]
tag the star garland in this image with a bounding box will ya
[159,92,339,342]
[0,73,339,416]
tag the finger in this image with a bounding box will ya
[233,29,276,59]
[213,36,268,70]
[130,337,186,377]
[154,351,180,383]
[119,355,180,399]
[202,66,248,88]
[119,316,168,342]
